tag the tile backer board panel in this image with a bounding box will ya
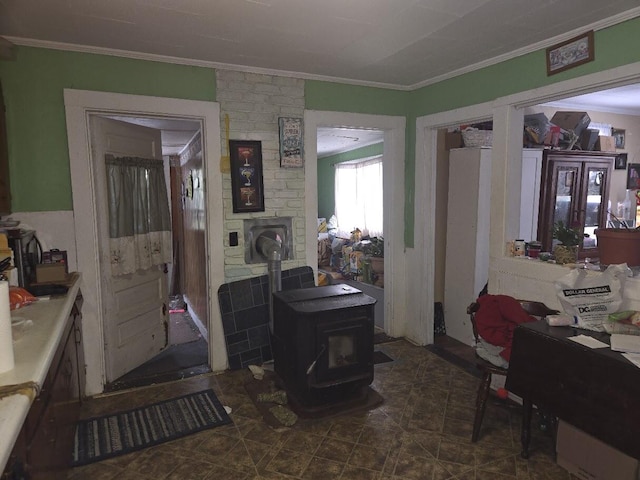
[218,266,315,369]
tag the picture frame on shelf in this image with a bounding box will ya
[612,128,626,149]
[229,140,265,213]
[615,153,628,170]
[546,31,594,76]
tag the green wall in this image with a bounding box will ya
[0,47,216,212]
[317,143,384,220]
[307,17,640,247]
[2,15,640,244]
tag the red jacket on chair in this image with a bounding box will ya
[475,294,536,361]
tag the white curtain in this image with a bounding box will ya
[105,155,172,276]
[335,157,383,238]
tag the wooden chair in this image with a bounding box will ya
[468,299,559,443]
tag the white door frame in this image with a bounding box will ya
[64,89,225,396]
[304,111,407,338]
[415,61,640,344]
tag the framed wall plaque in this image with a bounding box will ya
[229,140,265,213]
[278,117,304,168]
[546,31,594,76]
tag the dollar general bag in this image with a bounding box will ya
[554,263,628,332]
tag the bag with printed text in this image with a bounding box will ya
[554,263,629,332]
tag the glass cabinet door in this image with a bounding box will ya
[582,164,610,255]
[551,165,580,238]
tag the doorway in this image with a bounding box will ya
[304,110,406,340]
[91,115,210,392]
[315,126,386,329]
[65,89,226,397]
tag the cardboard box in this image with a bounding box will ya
[595,135,616,152]
[579,129,600,151]
[35,263,67,283]
[556,421,639,480]
[550,111,591,136]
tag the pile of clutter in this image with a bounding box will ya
[524,110,615,151]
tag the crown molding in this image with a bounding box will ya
[408,7,640,90]
[3,36,411,91]
[6,7,640,92]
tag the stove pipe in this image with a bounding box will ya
[256,232,282,333]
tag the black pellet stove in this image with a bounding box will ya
[271,284,377,415]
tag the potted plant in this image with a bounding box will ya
[595,226,640,267]
[552,221,582,265]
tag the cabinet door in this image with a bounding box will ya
[538,159,581,252]
[580,162,611,259]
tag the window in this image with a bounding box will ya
[334,157,383,238]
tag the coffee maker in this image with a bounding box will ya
[6,228,40,288]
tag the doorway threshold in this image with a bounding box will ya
[105,338,210,392]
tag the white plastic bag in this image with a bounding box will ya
[554,264,629,332]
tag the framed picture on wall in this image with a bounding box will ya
[229,140,265,213]
[627,163,640,190]
[612,128,626,149]
[615,153,628,170]
[546,31,594,76]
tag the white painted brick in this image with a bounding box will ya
[219,70,247,82]
[217,69,305,283]
[244,72,273,84]
[224,101,259,112]
[254,83,282,94]
[272,76,303,87]
[254,103,281,114]
[286,200,303,209]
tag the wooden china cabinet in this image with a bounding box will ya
[537,150,614,260]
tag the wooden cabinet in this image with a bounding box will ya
[537,150,614,259]
[3,294,84,480]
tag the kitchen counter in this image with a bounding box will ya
[0,274,81,472]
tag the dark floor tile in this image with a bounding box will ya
[67,338,568,480]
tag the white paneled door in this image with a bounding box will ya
[89,116,169,382]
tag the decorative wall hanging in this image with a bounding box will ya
[229,140,265,213]
[278,117,304,168]
[615,153,628,170]
[546,31,594,76]
[627,163,640,190]
[612,128,626,149]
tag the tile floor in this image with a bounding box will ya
[68,340,576,480]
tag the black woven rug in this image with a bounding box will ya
[71,389,232,466]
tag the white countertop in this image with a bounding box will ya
[0,276,81,472]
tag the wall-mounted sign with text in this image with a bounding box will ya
[278,117,304,168]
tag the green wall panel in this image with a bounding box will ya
[0,47,216,212]
[305,81,409,115]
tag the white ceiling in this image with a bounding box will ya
[1,0,639,90]
[3,1,640,154]
[543,83,640,116]
[317,127,384,158]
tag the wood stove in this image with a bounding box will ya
[271,284,376,414]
